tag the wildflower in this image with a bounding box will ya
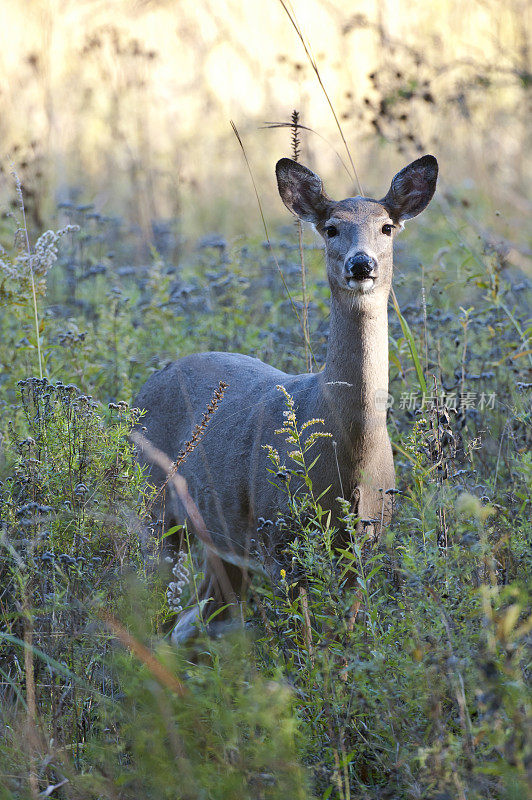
[0,225,79,282]
[166,551,190,613]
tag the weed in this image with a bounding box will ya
[0,7,530,794]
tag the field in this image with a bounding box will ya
[0,1,530,798]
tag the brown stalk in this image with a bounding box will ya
[143,380,227,512]
[100,611,187,696]
[291,110,312,373]
[130,431,236,605]
[262,120,352,180]
[22,596,39,799]
[230,119,316,368]
[12,169,43,381]
[299,586,314,664]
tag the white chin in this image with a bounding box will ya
[347,278,375,294]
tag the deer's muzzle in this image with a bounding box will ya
[344,252,377,281]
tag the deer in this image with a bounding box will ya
[133,154,438,642]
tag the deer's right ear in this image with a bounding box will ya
[276,158,330,224]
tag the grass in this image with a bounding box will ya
[0,3,530,795]
[0,162,529,797]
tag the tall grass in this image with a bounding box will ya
[0,153,529,796]
[0,2,530,797]
[0,0,529,236]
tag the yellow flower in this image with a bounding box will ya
[280,569,286,580]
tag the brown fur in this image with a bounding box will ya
[134,155,438,641]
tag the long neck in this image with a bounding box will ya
[320,291,390,444]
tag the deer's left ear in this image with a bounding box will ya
[380,155,438,223]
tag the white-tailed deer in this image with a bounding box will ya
[134,154,438,641]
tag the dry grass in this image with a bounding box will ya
[0,0,529,238]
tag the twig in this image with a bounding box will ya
[261,120,352,180]
[13,169,43,380]
[142,380,227,513]
[299,586,314,664]
[22,597,39,799]
[130,431,242,605]
[230,121,309,343]
[291,110,312,372]
[100,611,187,696]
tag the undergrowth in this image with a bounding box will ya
[0,111,530,800]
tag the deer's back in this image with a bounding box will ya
[134,351,310,556]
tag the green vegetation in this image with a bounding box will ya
[0,2,530,797]
[0,161,529,797]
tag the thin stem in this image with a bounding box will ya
[496,298,532,365]
[332,440,344,498]
[278,0,364,195]
[230,121,302,326]
[185,523,207,637]
[291,110,312,372]
[297,220,311,371]
[261,120,353,181]
[13,171,43,380]
[459,307,471,402]
[22,591,39,800]
[231,120,317,368]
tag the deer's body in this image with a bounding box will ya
[134,155,438,641]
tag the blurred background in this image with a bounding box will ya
[0,0,530,249]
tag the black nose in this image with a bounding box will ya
[345,252,377,280]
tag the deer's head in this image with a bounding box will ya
[276,155,438,306]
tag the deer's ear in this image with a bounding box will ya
[381,155,438,223]
[276,158,330,224]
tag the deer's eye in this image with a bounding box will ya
[325,224,338,238]
[382,223,394,236]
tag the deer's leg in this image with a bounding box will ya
[171,555,246,643]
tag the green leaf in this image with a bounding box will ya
[391,289,427,395]
[163,523,183,539]
[366,565,383,580]
[205,603,234,624]
[307,454,321,472]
